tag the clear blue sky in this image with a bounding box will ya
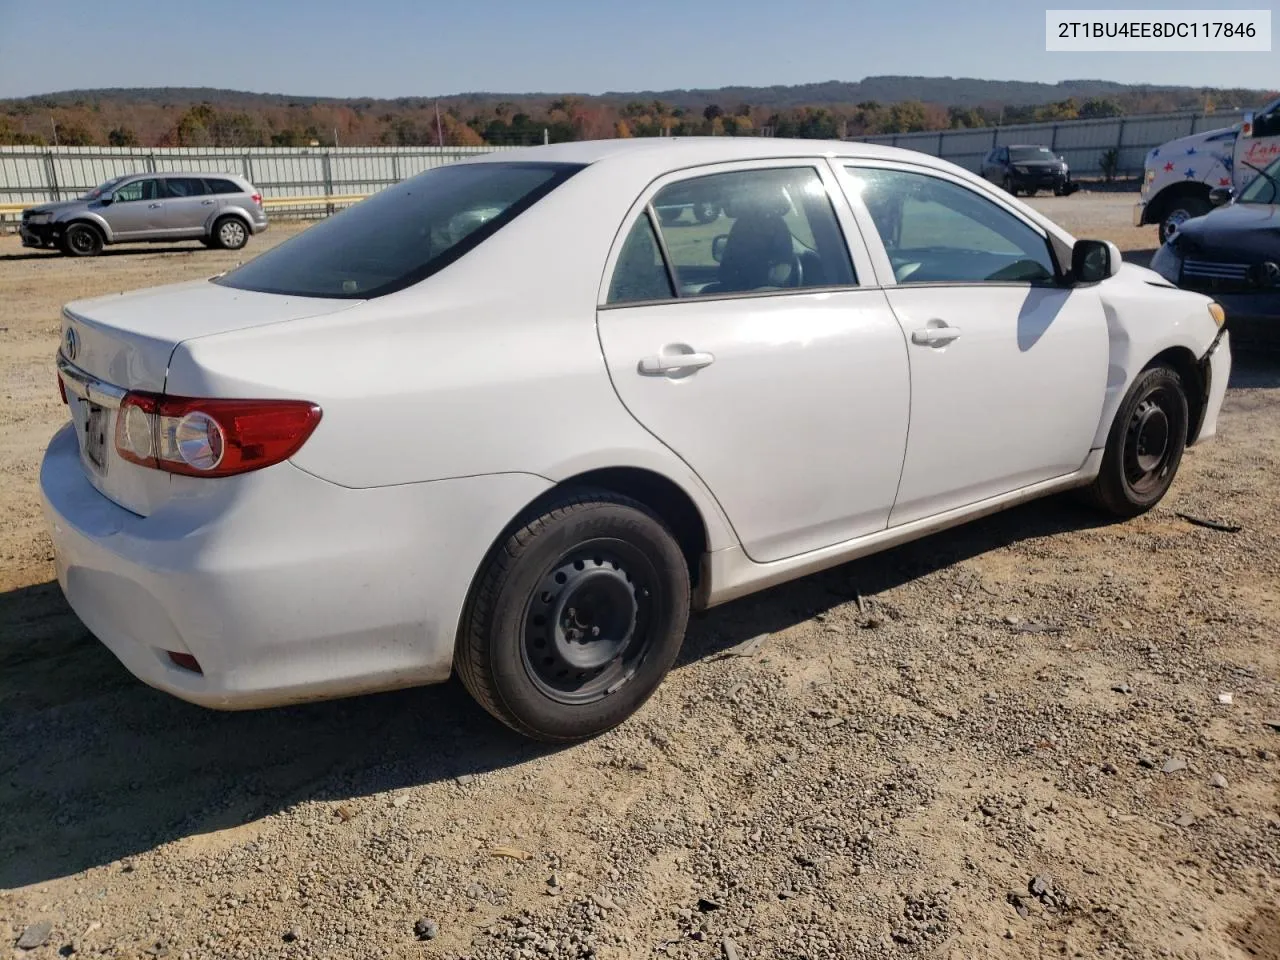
[0,0,1274,99]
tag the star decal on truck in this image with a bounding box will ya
[1184,168,1196,178]
[1164,162,1175,172]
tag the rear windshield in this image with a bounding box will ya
[215,161,583,299]
[1009,147,1057,162]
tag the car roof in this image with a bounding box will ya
[121,171,245,179]
[466,136,953,172]
[1007,144,1053,149]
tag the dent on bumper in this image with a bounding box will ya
[40,423,550,709]
[1193,331,1231,445]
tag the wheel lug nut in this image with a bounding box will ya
[591,626,600,637]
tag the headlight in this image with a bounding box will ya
[1208,302,1226,328]
[26,213,52,224]
[1013,165,1028,174]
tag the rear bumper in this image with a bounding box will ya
[40,423,549,709]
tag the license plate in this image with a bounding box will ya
[84,403,109,473]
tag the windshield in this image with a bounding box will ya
[1009,147,1057,162]
[81,176,127,200]
[215,161,583,299]
[1238,155,1280,205]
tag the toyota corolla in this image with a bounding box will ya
[41,139,1231,741]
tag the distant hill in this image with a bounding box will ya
[3,77,1274,149]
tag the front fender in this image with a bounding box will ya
[1091,267,1220,448]
[55,209,115,242]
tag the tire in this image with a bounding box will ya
[60,223,103,257]
[1159,195,1211,243]
[692,202,719,224]
[455,489,691,742]
[212,216,249,251]
[1001,176,1018,196]
[1082,365,1189,518]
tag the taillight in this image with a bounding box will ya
[251,193,262,206]
[114,393,321,478]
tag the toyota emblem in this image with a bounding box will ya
[63,326,79,361]
[1264,261,1280,288]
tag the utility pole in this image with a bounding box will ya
[50,115,59,146]
[434,101,444,147]
[334,127,339,148]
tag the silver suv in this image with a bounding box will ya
[20,171,269,257]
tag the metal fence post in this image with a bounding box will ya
[323,151,334,215]
[991,128,999,149]
[145,153,156,173]
[44,151,60,202]
[392,154,400,184]
[1050,123,1058,151]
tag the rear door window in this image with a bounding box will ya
[216,162,582,299]
[630,166,855,299]
[164,177,208,197]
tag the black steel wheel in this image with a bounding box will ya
[61,223,103,257]
[456,489,690,742]
[520,540,656,705]
[1083,365,1189,517]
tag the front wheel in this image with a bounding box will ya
[1083,365,1189,517]
[1001,175,1017,196]
[1159,196,1211,243]
[455,490,690,742]
[61,223,103,257]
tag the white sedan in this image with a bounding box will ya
[41,139,1231,741]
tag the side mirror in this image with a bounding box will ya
[1242,111,1255,138]
[711,233,729,263]
[1209,186,1234,207]
[99,194,113,205]
[1071,239,1123,284]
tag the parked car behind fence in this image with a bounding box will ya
[20,171,268,256]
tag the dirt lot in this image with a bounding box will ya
[1,193,1277,960]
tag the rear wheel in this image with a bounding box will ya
[61,223,103,257]
[1083,365,1189,517]
[212,216,249,251]
[455,490,690,742]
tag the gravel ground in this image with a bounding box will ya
[1,192,1278,960]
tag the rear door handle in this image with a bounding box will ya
[147,203,163,209]
[201,199,215,205]
[911,325,962,346]
[638,351,715,375]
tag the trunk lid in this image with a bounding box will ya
[59,279,359,516]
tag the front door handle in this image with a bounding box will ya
[911,325,962,346]
[147,203,163,209]
[638,350,715,375]
[201,199,216,206]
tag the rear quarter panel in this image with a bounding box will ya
[164,161,739,552]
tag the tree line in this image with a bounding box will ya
[0,86,1272,149]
